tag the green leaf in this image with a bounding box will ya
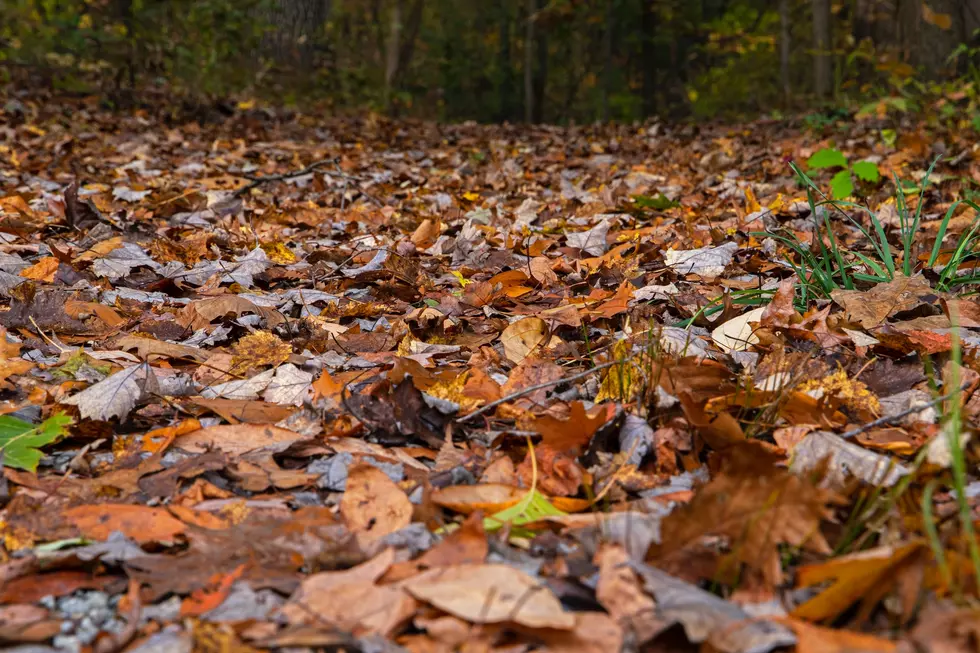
[632,193,679,210]
[881,129,898,147]
[807,148,848,170]
[852,160,881,183]
[484,488,567,533]
[0,413,73,471]
[829,170,855,199]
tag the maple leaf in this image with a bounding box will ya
[526,401,614,452]
[652,444,843,587]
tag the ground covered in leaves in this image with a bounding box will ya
[2,92,980,652]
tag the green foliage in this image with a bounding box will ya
[852,160,880,183]
[0,413,73,472]
[633,193,679,210]
[766,158,980,299]
[806,148,881,200]
[807,148,848,170]
[0,0,269,99]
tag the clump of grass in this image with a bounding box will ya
[761,157,980,297]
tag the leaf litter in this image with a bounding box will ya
[1,93,980,651]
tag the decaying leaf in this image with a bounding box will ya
[404,564,575,630]
[501,317,550,363]
[830,273,934,329]
[340,463,413,543]
[62,362,159,421]
[711,306,766,353]
[631,560,796,653]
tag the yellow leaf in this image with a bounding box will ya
[260,241,297,264]
[500,317,549,363]
[450,270,471,287]
[230,331,292,374]
[922,2,952,29]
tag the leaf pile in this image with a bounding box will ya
[1,92,980,651]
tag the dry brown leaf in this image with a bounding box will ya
[19,256,60,282]
[526,401,615,453]
[403,564,575,630]
[173,423,309,456]
[779,617,897,653]
[595,545,664,643]
[340,463,413,543]
[792,541,928,623]
[430,483,528,514]
[533,612,624,653]
[501,317,549,363]
[63,504,189,543]
[652,444,841,587]
[830,273,934,329]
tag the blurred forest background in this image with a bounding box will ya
[1,0,979,122]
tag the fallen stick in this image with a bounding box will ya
[456,359,623,424]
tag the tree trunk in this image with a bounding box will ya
[524,0,535,123]
[779,0,790,104]
[899,0,963,77]
[497,0,515,122]
[811,0,832,98]
[533,2,548,123]
[601,0,613,122]
[383,0,403,110]
[264,0,331,70]
[641,0,656,116]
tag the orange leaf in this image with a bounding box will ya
[528,401,614,452]
[340,463,413,544]
[19,257,59,282]
[65,504,187,544]
[180,564,245,617]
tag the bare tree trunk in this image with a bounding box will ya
[601,0,613,122]
[383,0,403,110]
[533,3,547,122]
[497,0,515,122]
[264,0,331,70]
[524,0,535,123]
[641,0,656,116]
[779,0,790,104]
[811,0,832,98]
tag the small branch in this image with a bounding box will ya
[456,359,622,424]
[841,383,971,440]
[235,157,337,196]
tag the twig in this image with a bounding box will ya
[456,359,622,424]
[840,383,971,440]
[234,157,337,196]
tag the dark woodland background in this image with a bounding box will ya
[1,1,978,122]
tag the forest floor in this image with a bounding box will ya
[0,91,979,652]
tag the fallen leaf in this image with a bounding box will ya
[340,463,413,543]
[711,306,766,353]
[173,423,309,456]
[64,504,189,543]
[631,560,796,653]
[793,541,927,623]
[779,616,897,653]
[664,242,737,278]
[501,317,550,363]
[830,273,934,329]
[404,564,575,630]
[527,401,614,452]
[61,362,158,421]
